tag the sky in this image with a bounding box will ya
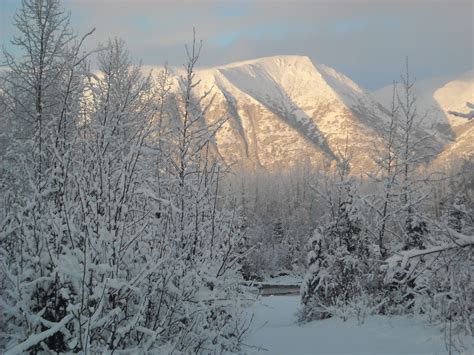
[1,0,473,90]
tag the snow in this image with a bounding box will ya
[262,275,303,286]
[141,55,473,173]
[5,314,74,355]
[386,231,474,269]
[244,296,455,355]
[191,55,387,171]
[372,69,474,132]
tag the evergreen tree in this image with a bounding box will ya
[300,152,371,321]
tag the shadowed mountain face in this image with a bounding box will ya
[219,62,335,160]
[165,56,473,173]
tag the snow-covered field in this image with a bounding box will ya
[244,295,460,355]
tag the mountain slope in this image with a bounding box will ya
[190,56,391,173]
[158,56,472,173]
[373,69,474,166]
[373,70,474,137]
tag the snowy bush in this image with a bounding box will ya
[0,3,252,353]
[384,224,473,352]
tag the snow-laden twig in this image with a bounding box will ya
[5,314,74,355]
[448,102,474,120]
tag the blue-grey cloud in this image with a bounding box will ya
[1,0,472,90]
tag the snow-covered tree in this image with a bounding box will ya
[1,0,94,352]
[378,62,473,351]
[299,229,324,320]
[143,30,251,352]
[384,226,473,351]
[395,59,447,254]
[1,2,251,351]
[300,144,372,321]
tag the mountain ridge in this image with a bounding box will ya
[152,55,473,172]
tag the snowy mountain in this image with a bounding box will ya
[431,123,474,168]
[373,70,474,135]
[162,56,473,173]
[373,69,474,166]
[186,55,391,173]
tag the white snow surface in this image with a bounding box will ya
[262,275,303,285]
[372,69,474,132]
[244,296,461,355]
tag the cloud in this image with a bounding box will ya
[1,0,472,90]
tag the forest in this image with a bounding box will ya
[0,0,472,354]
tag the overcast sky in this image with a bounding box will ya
[1,0,472,90]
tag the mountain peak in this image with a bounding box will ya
[162,56,473,172]
[214,55,315,70]
[189,54,387,172]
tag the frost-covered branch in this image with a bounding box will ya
[448,102,474,120]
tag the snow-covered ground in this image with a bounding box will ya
[244,295,461,355]
[262,275,303,286]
